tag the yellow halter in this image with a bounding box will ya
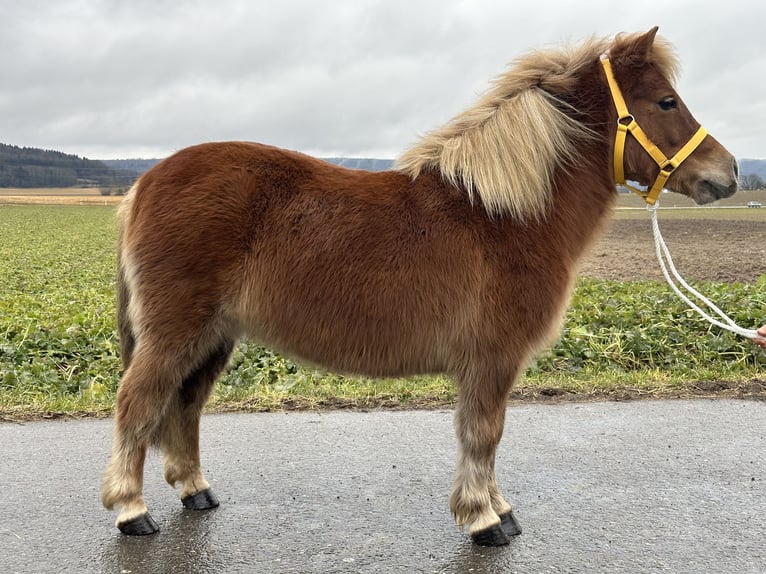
[600,57,708,205]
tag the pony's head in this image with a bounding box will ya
[606,27,738,205]
[397,27,738,219]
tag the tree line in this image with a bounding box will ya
[0,143,138,188]
[739,173,765,191]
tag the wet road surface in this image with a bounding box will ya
[1,399,764,573]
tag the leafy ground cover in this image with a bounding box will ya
[1,205,764,420]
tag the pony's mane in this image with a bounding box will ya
[395,32,679,219]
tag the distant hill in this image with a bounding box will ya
[322,158,394,171]
[0,144,395,189]
[4,141,763,188]
[0,143,138,188]
[98,156,766,181]
[102,156,395,175]
[100,158,161,174]
[738,159,766,179]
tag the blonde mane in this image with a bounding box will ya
[395,32,679,219]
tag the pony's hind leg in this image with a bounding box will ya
[158,340,235,510]
[101,346,183,535]
[450,361,521,546]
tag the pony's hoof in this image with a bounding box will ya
[471,524,510,547]
[181,488,220,510]
[499,511,522,537]
[118,512,159,536]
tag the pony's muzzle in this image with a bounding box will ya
[704,178,738,199]
[693,174,738,204]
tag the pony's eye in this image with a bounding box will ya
[659,97,677,111]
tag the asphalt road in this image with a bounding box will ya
[1,399,764,573]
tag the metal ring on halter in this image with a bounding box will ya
[617,114,635,126]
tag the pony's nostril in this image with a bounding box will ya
[703,178,737,199]
[733,159,739,179]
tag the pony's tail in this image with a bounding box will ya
[116,185,137,370]
[116,251,136,370]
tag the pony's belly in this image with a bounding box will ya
[240,316,448,379]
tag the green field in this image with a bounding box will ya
[1,205,765,420]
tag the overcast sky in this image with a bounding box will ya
[1,0,764,160]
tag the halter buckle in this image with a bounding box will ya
[658,159,675,174]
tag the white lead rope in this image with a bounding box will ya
[649,203,763,340]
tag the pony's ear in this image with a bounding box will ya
[635,26,659,62]
[614,26,659,67]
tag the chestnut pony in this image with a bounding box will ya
[102,28,738,546]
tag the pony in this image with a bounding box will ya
[101,27,738,546]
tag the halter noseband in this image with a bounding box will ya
[600,56,708,205]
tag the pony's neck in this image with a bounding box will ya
[548,60,619,259]
[553,167,617,263]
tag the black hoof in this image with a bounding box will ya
[118,512,159,536]
[499,511,522,537]
[471,523,510,547]
[181,488,220,510]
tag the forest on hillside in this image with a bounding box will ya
[0,144,138,187]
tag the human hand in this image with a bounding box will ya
[754,326,766,350]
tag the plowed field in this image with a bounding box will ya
[581,214,766,283]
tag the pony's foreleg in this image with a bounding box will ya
[101,353,178,535]
[450,363,521,546]
[159,341,234,510]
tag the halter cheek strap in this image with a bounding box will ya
[600,57,708,205]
